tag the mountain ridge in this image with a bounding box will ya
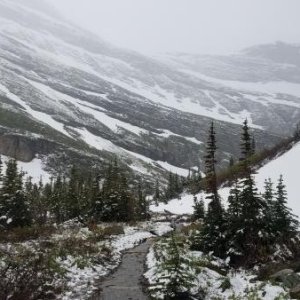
[0,0,297,180]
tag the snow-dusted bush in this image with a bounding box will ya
[0,245,66,299]
[146,233,196,299]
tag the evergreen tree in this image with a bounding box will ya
[11,189,32,228]
[42,181,53,221]
[229,156,235,167]
[0,155,3,186]
[119,174,135,222]
[226,179,243,259]
[0,159,31,228]
[226,120,269,265]
[227,179,242,220]
[154,179,160,206]
[51,175,64,223]
[0,157,151,226]
[165,172,175,199]
[30,182,43,224]
[0,159,18,227]
[240,119,252,161]
[90,174,103,221]
[101,160,136,222]
[273,175,298,240]
[151,233,195,299]
[66,166,81,220]
[262,178,276,244]
[101,160,121,221]
[187,168,191,183]
[234,174,267,265]
[251,136,256,155]
[196,122,226,257]
[136,180,149,220]
[193,195,205,219]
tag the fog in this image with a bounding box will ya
[50,0,300,55]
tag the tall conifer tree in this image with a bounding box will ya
[199,122,226,257]
[274,175,298,239]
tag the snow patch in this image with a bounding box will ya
[1,155,50,183]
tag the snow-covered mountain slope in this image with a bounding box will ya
[159,43,300,134]
[0,0,293,178]
[151,141,300,217]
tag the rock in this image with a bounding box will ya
[0,134,56,162]
[270,269,300,289]
[0,135,35,161]
[270,269,294,280]
[290,283,300,299]
[283,273,300,288]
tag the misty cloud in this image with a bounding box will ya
[49,0,300,55]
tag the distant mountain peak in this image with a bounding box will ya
[242,41,300,65]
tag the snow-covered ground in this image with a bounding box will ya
[0,221,172,300]
[150,187,231,215]
[1,155,50,183]
[255,142,300,217]
[60,221,172,299]
[183,69,300,100]
[145,240,287,300]
[151,142,300,217]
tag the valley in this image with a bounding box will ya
[0,0,300,299]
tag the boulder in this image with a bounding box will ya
[270,269,294,280]
[270,269,300,289]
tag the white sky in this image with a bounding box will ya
[50,0,300,55]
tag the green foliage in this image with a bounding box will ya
[193,122,226,258]
[0,245,67,300]
[191,119,299,267]
[219,277,231,292]
[273,175,299,239]
[0,225,56,243]
[0,156,150,228]
[150,233,196,299]
[0,158,32,229]
[165,172,184,200]
[193,195,205,220]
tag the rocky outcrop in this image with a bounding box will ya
[0,134,55,162]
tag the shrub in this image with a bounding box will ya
[0,225,56,243]
[0,246,66,300]
[101,224,125,236]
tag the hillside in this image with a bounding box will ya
[1,0,299,180]
[151,141,300,217]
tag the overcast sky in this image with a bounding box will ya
[50,0,300,55]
